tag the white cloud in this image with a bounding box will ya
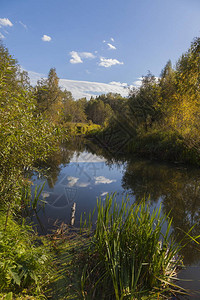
[109,81,128,88]
[70,51,83,64]
[0,18,13,27]
[67,176,79,187]
[111,37,114,42]
[0,32,5,39]
[69,51,95,64]
[99,57,124,68]
[25,70,46,85]
[21,67,47,86]
[42,34,51,42]
[27,69,130,99]
[80,52,95,59]
[107,43,116,50]
[59,78,129,99]
[71,151,105,162]
[100,192,109,197]
[19,21,27,30]
[95,176,116,185]
[133,77,143,87]
[42,192,50,199]
[76,182,90,188]
[103,40,106,43]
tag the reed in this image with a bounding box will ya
[81,195,183,299]
[32,182,46,211]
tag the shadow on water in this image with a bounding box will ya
[121,160,200,265]
[31,137,200,298]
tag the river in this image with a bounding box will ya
[31,138,200,299]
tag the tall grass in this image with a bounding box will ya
[81,195,183,299]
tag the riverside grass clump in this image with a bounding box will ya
[80,195,183,300]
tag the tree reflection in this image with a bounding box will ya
[34,137,85,187]
[122,159,200,264]
[34,138,200,265]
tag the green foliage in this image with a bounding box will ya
[91,37,200,165]
[159,60,176,103]
[34,68,64,123]
[80,195,182,299]
[126,129,199,163]
[62,94,87,123]
[0,44,62,299]
[85,98,113,125]
[0,43,59,207]
[96,93,128,115]
[0,213,53,298]
[34,69,88,124]
[129,72,162,132]
[64,122,101,136]
[31,182,46,211]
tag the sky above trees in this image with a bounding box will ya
[1,0,200,99]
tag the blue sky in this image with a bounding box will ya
[1,0,200,99]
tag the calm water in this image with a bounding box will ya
[31,140,200,298]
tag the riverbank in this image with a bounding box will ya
[87,126,200,166]
[0,196,186,300]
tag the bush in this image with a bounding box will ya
[0,213,53,298]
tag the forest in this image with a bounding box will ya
[1,37,200,299]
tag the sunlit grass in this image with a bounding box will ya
[80,195,184,299]
[0,194,188,299]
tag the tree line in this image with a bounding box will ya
[1,35,200,207]
[34,68,127,126]
[96,37,200,164]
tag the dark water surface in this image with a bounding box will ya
[31,139,200,299]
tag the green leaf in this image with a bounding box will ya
[8,269,21,286]
[4,292,13,300]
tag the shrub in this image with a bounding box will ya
[0,213,53,298]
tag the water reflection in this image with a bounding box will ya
[86,140,200,264]
[122,159,200,265]
[32,139,125,234]
[31,138,200,296]
[34,138,85,188]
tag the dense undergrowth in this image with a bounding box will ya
[0,213,53,299]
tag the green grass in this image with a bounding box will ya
[80,195,184,299]
[0,194,187,299]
